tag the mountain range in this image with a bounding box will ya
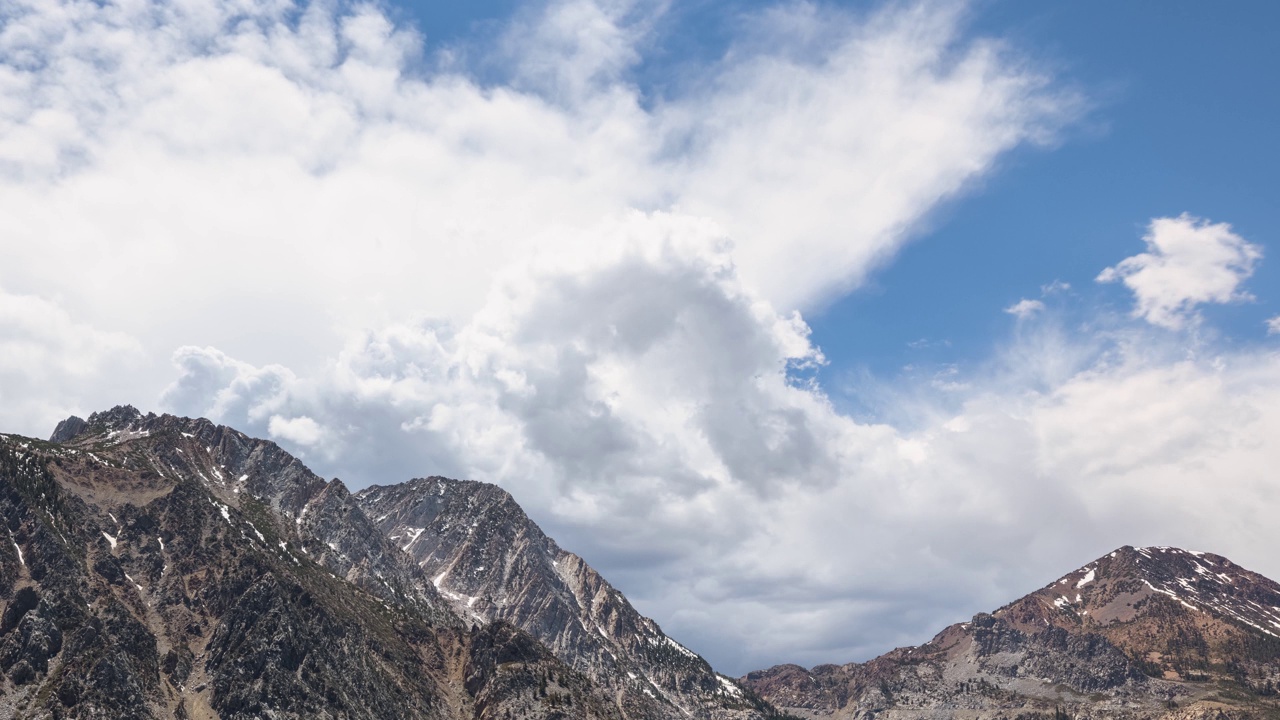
[0,407,1277,719]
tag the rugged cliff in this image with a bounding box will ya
[0,408,625,719]
[358,477,776,720]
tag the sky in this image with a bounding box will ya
[1,0,1278,677]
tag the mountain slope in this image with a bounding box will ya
[743,546,1280,720]
[358,476,775,720]
[0,408,624,719]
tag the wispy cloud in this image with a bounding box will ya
[1004,298,1045,319]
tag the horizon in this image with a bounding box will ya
[2,0,1278,676]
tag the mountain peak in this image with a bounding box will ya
[85,404,148,429]
[7,410,774,719]
[1000,545,1280,644]
[746,545,1280,719]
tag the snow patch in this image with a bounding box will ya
[401,527,425,552]
[102,532,117,549]
[718,676,742,697]
[1076,568,1095,588]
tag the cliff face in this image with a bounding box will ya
[0,408,623,719]
[743,547,1280,720]
[358,477,773,720]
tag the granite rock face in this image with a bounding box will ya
[743,547,1280,720]
[357,477,777,720]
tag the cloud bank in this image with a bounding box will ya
[3,0,1279,677]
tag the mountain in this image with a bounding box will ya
[743,546,1280,720]
[9,406,1280,720]
[357,477,772,720]
[0,408,636,718]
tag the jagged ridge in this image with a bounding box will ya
[357,476,776,720]
[0,407,630,718]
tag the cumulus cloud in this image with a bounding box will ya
[158,214,1280,674]
[1267,316,1280,335]
[1097,214,1262,330]
[0,0,1078,391]
[1004,298,1044,319]
[268,415,326,446]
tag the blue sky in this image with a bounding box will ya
[819,0,1280,379]
[2,0,1280,676]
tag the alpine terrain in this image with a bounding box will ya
[744,546,1280,719]
[0,407,776,720]
[3,406,1280,719]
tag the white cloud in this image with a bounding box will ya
[0,0,1077,398]
[158,213,1280,675]
[0,287,143,434]
[268,415,326,446]
[1267,315,1280,335]
[1097,214,1262,330]
[1004,298,1044,319]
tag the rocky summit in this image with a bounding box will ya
[0,407,782,720]
[742,547,1280,720]
[357,477,766,720]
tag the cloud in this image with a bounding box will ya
[1267,316,1280,335]
[268,415,326,446]
[1097,214,1262,330]
[1004,298,1044,319]
[0,287,143,434]
[0,0,1078,396]
[22,0,1265,681]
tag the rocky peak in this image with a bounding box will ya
[745,546,1280,720]
[999,546,1280,643]
[86,404,149,430]
[359,476,769,720]
[49,415,88,443]
[2,412,629,719]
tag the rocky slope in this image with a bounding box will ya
[743,546,1280,720]
[10,406,1280,720]
[0,407,628,719]
[357,477,775,720]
